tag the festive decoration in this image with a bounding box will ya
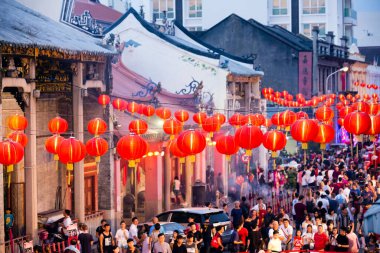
[369,103,379,116]
[143,105,155,117]
[213,113,226,125]
[338,118,345,126]
[262,130,287,157]
[156,107,172,120]
[290,119,318,149]
[234,124,263,156]
[279,110,297,130]
[264,118,273,128]
[129,119,148,135]
[177,129,206,161]
[202,116,221,137]
[98,94,110,108]
[174,110,190,123]
[87,118,107,136]
[244,113,265,126]
[315,106,334,122]
[117,134,148,167]
[8,114,28,131]
[365,115,380,137]
[48,116,68,134]
[0,140,24,187]
[8,131,28,147]
[352,101,370,113]
[339,106,353,118]
[193,112,207,126]
[112,98,128,111]
[169,138,187,163]
[229,113,245,127]
[45,134,64,161]
[296,111,308,119]
[313,124,335,149]
[58,137,86,170]
[86,137,108,162]
[163,118,182,139]
[215,135,239,161]
[343,111,371,136]
[127,101,140,114]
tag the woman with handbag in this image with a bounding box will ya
[210,226,224,253]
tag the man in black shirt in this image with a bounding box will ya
[78,225,93,253]
[335,227,349,252]
[172,235,187,253]
[96,219,107,253]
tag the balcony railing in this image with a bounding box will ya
[344,8,357,19]
[84,211,104,239]
[4,235,30,253]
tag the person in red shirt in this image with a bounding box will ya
[237,222,250,251]
[314,225,329,250]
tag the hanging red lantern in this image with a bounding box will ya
[352,101,370,113]
[58,137,86,170]
[163,118,182,139]
[264,118,273,128]
[279,110,297,129]
[361,82,366,87]
[87,118,107,136]
[245,113,265,126]
[268,88,274,94]
[143,105,155,117]
[45,134,64,160]
[339,106,353,118]
[229,113,245,127]
[296,111,309,119]
[343,111,371,135]
[274,91,282,98]
[282,90,288,98]
[213,113,226,125]
[48,116,68,134]
[202,116,221,137]
[193,112,207,126]
[129,119,148,135]
[127,101,140,114]
[315,106,334,122]
[262,88,268,96]
[8,114,28,131]
[216,135,239,161]
[8,131,28,147]
[313,124,335,149]
[336,102,343,110]
[234,124,263,156]
[156,107,172,120]
[271,112,282,127]
[365,115,380,136]
[174,110,190,123]
[369,103,379,116]
[338,118,344,126]
[0,140,24,187]
[363,94,371,101]
[169,138,187,163]
[117,134,148,167]
[346,94,353,100]
[177,130,206,161]
[262,130,287,157]
[138,104,146,115]
[112,98,128,111]
[86,137,108,162]
[98,94,110,108]
[290,119,318,149]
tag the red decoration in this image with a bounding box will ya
[213,113,226,125]
[163,118,182,139]
[369,103,379,116]
[245,113,265,126]
[86,137,108,162]
[45,134,64,160]
[169,138,187,161]
[143,105,155,117]
[271,112,282,126]
[127,101,140,114]
[229,113,245,127]
[339,106,353,118]
[338,118,345,126]
[112,98,128,111]
[174,110,190,123]
[352,101,370,113]
[156,107,172,120]
[8,131,28,147]
[315,106,334,122]
[290,119,318,147]
[234,124,263,156]
[264,118,273,128]
[365,115,380,136]
[48,116,68,134]
[193,112,207,126]
[296,111,309,119]
[343,112,371,135]
[58,137,86,172]
[202,117,221,137]
[262,130,287,156]
[98,94,110,108]
[8,114,28,131]
[177,130,206,156]
[279,110,297,127]
[215,135,239,159]
[313,124,335,145]
[0,139,24,187]
[87,118,107,136]
[117,134,148,167]
[129,119,148,135]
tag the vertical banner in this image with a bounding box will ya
[67,223,79,249]
[298,52,313,99]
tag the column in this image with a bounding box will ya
[164,146,171,211]
[25,59,38,240]
[200,150,206,183]
[185,157,193,205]
[195,153,201,181]
[114,158,121,213]
[0,56,5,252]
[145,156,163,218]
[73,63,85,222]
[245,82,251,112]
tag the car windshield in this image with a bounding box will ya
[163,223,185,233]
[209,212,229,223]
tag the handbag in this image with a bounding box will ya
[210,235,220,249]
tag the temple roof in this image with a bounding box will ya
[72,0,122,24]
[0,0,114,55]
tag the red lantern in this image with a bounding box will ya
[117,134,148,167]
[87,118,107,136]
[245,114,265,126]
[8,114,28,131]
[163,118,182,139]
[262,130,287,157]
[213,113,226,125]
[98,94,110,108]
[369,103,379,116]
[338,118,344,126]
[174,110,190,123]
[193,112,207,126]
[58,137,86,171]
[129,119,148,135]
[8,131,28,147]
[339,106,353,118]
[274,91,282,98]
[202,117,221,137]
[279,110,297,128]
[315,106,334,122]
[127,101,140,114]
[138,104,146,114]
[48,116,68,134]
[271,112,282,126]
[216,135,239,160]
[169,138,187,163]
[143,105,155,117]
[313,124,335,149]
[296,111,309,119]
[344,112,371,135]
[112,98,128,111]
[361,82,366,87]
[234,124,263,156]
[363,94,371,101]
[177,130,206,158]
[0,140,24,187]
[264,118,273,128]
[365,115,380,136]
[156,107,172,120]
[45,134,64,160]
[290,119,318,149]
[352,101,370,113]
[86,137,108,162]
[229,113,245,127]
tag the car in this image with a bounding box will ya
[137,222,186,243]
[153,207,233,244]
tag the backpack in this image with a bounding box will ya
[210,234,220,249]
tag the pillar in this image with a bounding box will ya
[164,146,171,211]
[0,55,5,252]
[312,27,320,96]
[73,63,85,222]
[245,83,251,112]
[145,156,163,218]
[195,153,201,181]
[185,157,193,205]
[114,159,121,213]
[200,150,206,183]
[25,59,38,240]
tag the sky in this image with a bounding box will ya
[353,0,380,47]
[354,0,380,12]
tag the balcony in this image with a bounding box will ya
[344,8,357,26]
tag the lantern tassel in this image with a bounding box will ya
[53,154,59,161]
[67,163,73,186]
[129,160,136,168]
[247,156,250,173]
[189,155,195,163]
[96,162,99,175]
[226,155,231,161]
[67,170,71,186]
[7,165,13,189]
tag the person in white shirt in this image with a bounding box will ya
[268,231,282,253]
[280,219,293,250]
[59,209,73,236]
[251,197,266,211]
[129,217,139,245]
[343,186,351,200]
[316,194,329,210]
[291,193,299,218]
[115,221,129,252]
[269,221,285,241]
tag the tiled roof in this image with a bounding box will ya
[359,46,380,64]
[73,0,122,23]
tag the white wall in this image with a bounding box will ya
[17,0,63,21]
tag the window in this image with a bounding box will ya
[303,0,326,14]
[188,0,202,18]
[302,23,326,37]
[153,0,174,20]
[272,0,287,15]
[156,212,170,222]
[187,26,202,31]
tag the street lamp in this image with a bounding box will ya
[325,66,349,93]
